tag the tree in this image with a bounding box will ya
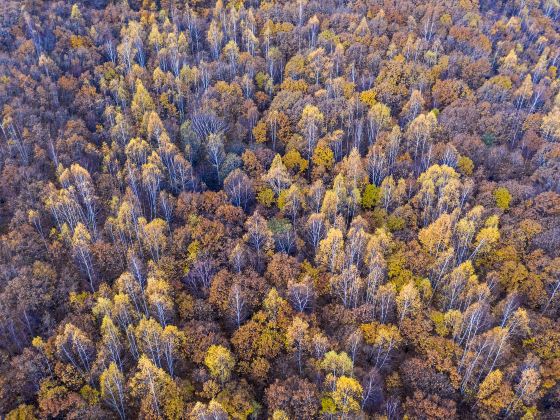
[206,133,226,184]
[367,102,391,144]
[71,223,96,291]
[100,363,126,420]
[205,345,235,385]
[406,112,437,170]
[494,187,512,211]
[473,216,501,258]
[228,283,247,328]
[331,265,362,309]
[442,260,477,310]
[61,164,98,236]
[191,400,228,420]
[129,355,183,419]
[131,80,155,121]
[380,176,396,211]
[145,276,174,326]
[543,257,560,313]
[506,366,541,416]
[361,322,402,369]
[243,212,273,267]
[283,148,309,175]
[253,115,268,145]
[2,0,557,417]
[298,105,324,162]
[416,164,461,225]
[418,212,452,257]
[100,316,123,370]
[340,148,368,190]
[142,152,164,219]
[142,218,168,262]
[306,213,326,256]
[135,317,164,369]
[401,89,425,123]
[318,227,344,273]
[321,351,353,380]
[476,369,512,417]
[288,277,314,313]
[161,325,186,378]
[223,40,239,76]
[312,139,335,177]
[404,390,457,420]
[224,169,254,210]
[207,19,223,59]
[332,376,363,415]
[55,323,95,379]
[265,377,319,420]
[257,188,275,207]
[263,154,292,195]
[286,317,309,373]
[396,282,421,322]
[266,110,285,151]
[362,184,381,209]
[280,184,303,223]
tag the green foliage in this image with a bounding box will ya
[415,277,433,301]
[268,217,291,235]
[79,385,99,405]
[361,184,380,209]
[255,72,268,90]
[430,311,448,336]
[482,132,495,146]
[320,397,337,415]
[257,188,275,207]
[387,252,416,291]
[386,214,405,231]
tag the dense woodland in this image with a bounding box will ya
[0,0,560,418]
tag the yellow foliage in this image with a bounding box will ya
[312,141,334,170]
[494,187,512,211]
[283,148,308,174]
[205,345,235,384]
[281,78,308,93]
[70,35,87,49]
[359,89,377,107]
[253,120,267,143]
[332,376,363,414]
[477,370,503,400]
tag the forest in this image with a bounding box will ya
[0,0,560,418]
